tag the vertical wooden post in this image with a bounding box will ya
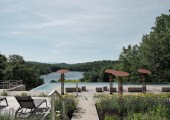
[62,101,66,119]
[76,81,78,97]
[118,76,123,96]
[51,94,56,120]
[61,73,65,95]
[109,74,113,94]
[142,74,146,93]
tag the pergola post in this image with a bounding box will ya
[118,76,123,96]
[76,81,78,97]
[61,73,65,95]
[109,74,113,94]
[57,69,69,95]
[105,69,129,96]
[137,69,151,94]
[142,74,146,93]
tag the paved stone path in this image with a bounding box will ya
[72,92,99,120]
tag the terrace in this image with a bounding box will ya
[0,70,170,120]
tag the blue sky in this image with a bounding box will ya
[0,0,170,63]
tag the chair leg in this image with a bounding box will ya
[4,98,8,106]
[45,100,48,107]
[15,107,22,118]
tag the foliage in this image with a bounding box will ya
[119,12,170,82]
[50,80,57,83]
[38,92,48,97]
[20,92,28,96]
[0,90,9,96]
[96,94,170,120]
[55,95,78,119]
[0,53,7,80]
[0,53,44,90]
[26,61,55,75]
[45,94,78,120]
[80,61,119,82]
[58,79,80,83]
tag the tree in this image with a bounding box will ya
[119,45,141,82]
[139,13,170,82]
[0,53,7,80]
[8,54,25,64]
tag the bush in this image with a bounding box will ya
[38,92,48,97]
[20,92,28,96]
[96,94,170,120]
[55,95,78,119]
[46,94,78,120]
[0,90,8,96]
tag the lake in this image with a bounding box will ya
[41,71,84,83]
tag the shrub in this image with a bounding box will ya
[38,92,48,97]
[55,95,78,119]
[96,94,170,119]
[46,94,78,120]
[20,92,28,96]
[0,90,8,96]
[104,114,119,120]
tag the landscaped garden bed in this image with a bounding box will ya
[95,93,170,120]
[45,94,78,120]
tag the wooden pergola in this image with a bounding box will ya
[137,69,151,93]
[105,69,129,95]
[57,69,69,95]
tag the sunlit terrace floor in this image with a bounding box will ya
[0,97,50,119]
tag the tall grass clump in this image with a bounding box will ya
[96,94,170,120]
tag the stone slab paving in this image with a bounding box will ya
[72,91,99,120]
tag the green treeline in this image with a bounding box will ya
[80,11,170,83]
[0,54,44,90]
[26,60,117,75]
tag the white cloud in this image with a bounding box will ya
[23,19,77,29]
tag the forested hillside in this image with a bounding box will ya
[26,60,117,74]
[0,54,44,90]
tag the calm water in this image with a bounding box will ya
[31,82,112,92]
[41,71,84,83]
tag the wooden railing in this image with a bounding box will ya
[48,90,66,120]
[0,80,23,89]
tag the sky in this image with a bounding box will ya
[0,0,170,63]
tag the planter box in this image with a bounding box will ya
[103,86,108,91]
[82,86,86,91]
[128,87,143,92]
[65,87,82,92]
[162,87,170,92]
[110,87,117,92]
[96,87,103,92]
